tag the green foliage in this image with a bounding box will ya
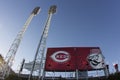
[108,72,120,80]
[5,74,22,80]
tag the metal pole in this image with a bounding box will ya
[76,69,78,80]
[0,7,40,80]
[27,5,57,80]
[18,59,25,77]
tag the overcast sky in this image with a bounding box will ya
[0,0,120,73]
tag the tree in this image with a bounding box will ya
[5,74,22,80]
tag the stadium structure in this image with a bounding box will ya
[22,47,109,80]
[0,4,120,80]
[0,55,15,78]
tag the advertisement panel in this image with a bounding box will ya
[45,47,76,71]
[45,47,105,71]
[76,47,105,70]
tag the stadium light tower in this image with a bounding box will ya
[0,7,40,80]
[28,5,57,80]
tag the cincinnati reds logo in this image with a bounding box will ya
[50,51,70,63]
[87,53,105,69]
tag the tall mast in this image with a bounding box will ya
[28,5,57,80]
[1,7,40,80]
